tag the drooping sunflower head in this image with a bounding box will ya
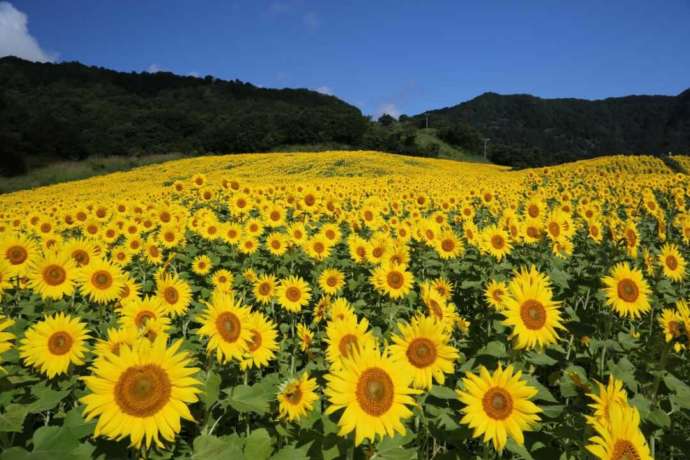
[196,291,252,363]
[277,372,319,422]
[81,337,202,449]
[602,263,651,319]
[19,312,90,378]
[456,363,542,452]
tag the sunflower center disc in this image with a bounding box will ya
[7,246,28,265]
[327,276,338,287]
[528,205,539,218]
[314,242,324,253]
[285,384,303,405]
[387,271,404,289]
[492,289,503,302]
[73,250,89,266]
[491,235,505,250]
[520,299,547,330]
[285,286,301,302]
[164,287,179,304]
[92,270,113,289]
[617,279,639,303]
[259,283,271,295]
[406,338,437,368]
[248,330,262,352]
[441,239,455,252]
[44,265,67,286]
[372,247,383,258]
[356,367,394,416]
[669,321,682,338]
[666,255,678,271]
[338,334,359,358]
[115,364,172,417]
[482,387,513,420]
[135,311,155,328]
[611,440,642,460]
[48,331,74,355]
[548,222,561,237]
[216,312,241,342]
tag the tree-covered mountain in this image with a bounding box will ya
[409,90,690,167]
[0,56,369,176]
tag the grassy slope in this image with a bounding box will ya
[414,128,489,163]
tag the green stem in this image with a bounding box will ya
[651,341,672,406]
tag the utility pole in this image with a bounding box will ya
[483,138,491,160]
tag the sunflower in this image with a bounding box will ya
[457,364,542,452]
[319,268,345,295]
[389,315,459,389]
[156,274,192,317]
[28,251,79,300]
[586,375,628,426]
[94,326,140,359]
[434,230,464,259]
[586,404,652,460]
[253,274,277,304]
[0,259,13,299]
[297,323,314,351]
[0,315,15,372]
[196,291,251,363]
[78,259,126,304]
[328,297,357,324]
[501,266,565,350]
[480,225,512,261]
[324,345,419,446]
[240,312,278,370]
[276,276,312,313]
[64,238,98,267]
[191,255,213,276]
[265,232,289,256]
[81,337,201,449]
[659,243,686,281]
[325,316,376,369]
[158,224,185,249]
[304,235,332,261]
[119,296,171,332]
[347,235,369,263]
[371,263,414,299]
[211,269,234,292]
[602,263,651,319]
[484,280,508,310]
[19,312,90,378]
[277,372,319,421]
[0,233,39,276]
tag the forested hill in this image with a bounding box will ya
[0,56,368,176]
[409,90,690,167]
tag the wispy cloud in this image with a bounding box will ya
[376,103,401,119]
[315,85,333,95]
[0,2,55,62]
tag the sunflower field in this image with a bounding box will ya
[1,151,690,460]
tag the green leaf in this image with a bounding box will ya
[30,425,94,459]
[62,406,96,439]
[270,441,312,460]
[224,383,271,415]
[0,447,30,460]
[0,404,28,433]
[202,371,221,408]
[526,351,557,366]
[663,373,690,410]
[191,434,244,460]
[28,385,71,414]
[243,428,272,460]
[428,385,458,400]
[647,408,671,428]
[609,358,638,393]
[559,365,588,398]
[478,341,507,358]
[522,374,558,403]
[506,438,535,460]
[375,434,416,460]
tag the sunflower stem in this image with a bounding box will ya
[651,341,671,406]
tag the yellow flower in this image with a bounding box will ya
[191,255,213,276]
[240,312,278,370]
[196,291,251,363]
[211,269,234,292]
[297,323,314,351]
[586,404,652,460]
[0,315,15,373]
[586,375,628,427]
[319,268,345,295]
[602,263,651,319]
[253,274,277,304]
[659,243,686,281]
[484,280,508,310]
[389,315,459,389]
[0,233,39,276]
[119,296,171,333]
[28,251,79,300]
[156,273,192,317]
[324,345,419,446]
[457,364,541,452]
[480,225,512,261]
[371,263,414,299]
[19,312,90,378]
[78,258,126,304]
[325,316,375,369]
[276,276,312,313]
[277,372,319,421]
[81,337,201,449]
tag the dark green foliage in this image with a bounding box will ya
[0,57,368,176]
[411,91,690,167]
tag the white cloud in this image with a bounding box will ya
[377,103,400,119]
[0,2,54,62]
[315,86,333,95]
[146,63,165,73]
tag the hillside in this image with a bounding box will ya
[0,57,369,176]
[410,90,690,167]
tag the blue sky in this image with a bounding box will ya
[2,0,689,117]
